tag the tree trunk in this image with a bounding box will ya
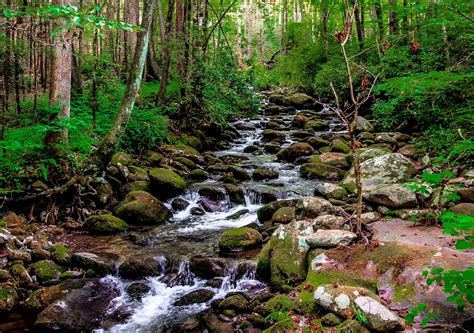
[95,0,156,169]
[352,0,365,58]
[389,0,397,35]
[46,0,73,148]
[246,0,254,60]
[157,0,176,102]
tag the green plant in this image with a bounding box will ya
[405,303,436,327]
[354,307,368,325]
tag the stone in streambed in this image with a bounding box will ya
[141,150,164,166]
[219,227,262,253]
[314,182,348,200]
[171,198,189,211]
[261,129,286,141]
[189,256,226,279]
[29,260,64,284]
[285,93,315,108]
[277,142,314,162]
[118,255,167,279]
[190,169,209,180]
[252,167,279,180]
[271,207,295,224]
[311,152,352,170]
[306,230,357,248]
[257,199,299,222]
[127,282,151,300]
[330,139,351,154]
[114,190,171,225]
[149,168,186,199]
[306,136,331,149]
[300,163,345,181]
[224,184,246,205]
[0,283,18,312]
[84,214,128,235]
[295,196,335,219]
[218,294,249,312]
[174,289,215,306]
[312,215,345,230]
[71,252,117,276]
[50,244,71,265]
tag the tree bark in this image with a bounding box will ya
[374,0,384,42]
[389,0,397,35]
[46,0,73,148]
[95,0,156,169]
[157,0,175,102]
[246,0,254,60]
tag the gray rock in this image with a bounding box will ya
[295,196,335,219]
[306,230,357,248]
[363,184,417,208]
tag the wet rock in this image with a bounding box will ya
[341,153,416,193]
[450,203,474,216]
[268,94,286,105]
[114,190,171,225]
[35,278,120,331]
[218,294,249,312]
[174,156,197,170]
[271,207,295,224]
[305,119,328,131]
[229,166,251,181]
[118,255,167,278]
[363,184,417,209]
[207,163,229,173]
[257,199,299,222]
[312,215,345,230]
[29,260,64,284]
[311,152,352,170]
[141,150,164,166]
[118,181,150,198]
[306,230,357,248]
[199,310,233,333]
[189,256,226,279]
[206,278,223,288]
[24,284,67,312]
[277,142,314,162]
[190,207,206,215]
[219,227,262,253]
[226,209,249,220]
[71,252,116,276]
[224,184,246,204]
[300,162,345,181]
[314,182,348,200]
[257,219,314,289]
[171,198,189,211]
[261,129,286,141]
[128,166,150,183]
[243,145,259,153]
[199,186,227,201]
[149,168,187,199]
[111,152,136,167]
[174,289,215,306]
[126,282,151,300]
[84,214,128,235]
[253,167,279,180]
[295,196,335,219]
[330,139,351,154]
[190,169,209,180]
[0,283,18,312]
[292,114,309,127]
[306,136,331,149]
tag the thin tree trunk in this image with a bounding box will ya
[247,0,254,60]
[352,0,365,58]
[157,0,176,102]
[389,0,397,35]
[95,0,156,169]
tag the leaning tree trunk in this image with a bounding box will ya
[45,0,73,150]
[95,0,156,170]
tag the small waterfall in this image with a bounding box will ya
[166,260,195,287]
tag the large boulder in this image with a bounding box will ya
[330,139,351,154]
[189,256,226,279]
[295,196,335,219]
[271,207,296,224]
[261,129,286,141]
[257,219,314,289]
[257,199,299,222]
[219,227,262,253]
[114,190,171,225]
[311,152,352,169]
[149,168,186,199]
[84,214,128,235]
[357,148,390,162]
[300,163,345,181]
[277,142,314,162]
[354,116,374,132]
[341,153,416,193]
[314,182,348,200]
[363,184,417,208]
[29,260,64,283]
[306,230,357,248]
[174,289,215,306]
[285,93,315,108]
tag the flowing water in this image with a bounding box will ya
[93,98,343,332]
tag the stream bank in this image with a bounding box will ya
[1,91,473,332]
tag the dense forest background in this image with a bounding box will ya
[0,0,472,189]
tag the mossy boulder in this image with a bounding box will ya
[269,94,287,105]
[11,264,33,285]
[295,197,335,219]
[263,294,295,315]
[310,152,351,169]
[257,220,314,290]
[330,139,351,154]
[24,285,67,312]
[304,119,327,131]
[341,153,416,193]
[84,214,128,235]
[277,142,314,162]
[357,148,390,162]
[29,260,64,283]
[314,182,348,200]
[292,114,309,127]
[271,207,296,224]
[161,143,199,156]
[190,169,209,180]
[397,144,426,158]
[218,294,249,312]
[354,116,373,132]
[110,152,136,166]
[261,129,286,141]
[0,283,18,312]
[141,150,164,166]
[223,184,246,204]
[306,137,331,149]
[114,190,171,225]
[253,168,279,180]
[174,156,196,170]
[181,135,203,151]
[149,168,186,199]
[300,163,345,181]
[50,244,71,265]
[257,199,299,222]
[219,227,262,253]
[285,93,315,108]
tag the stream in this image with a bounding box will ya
[89,97,343,332]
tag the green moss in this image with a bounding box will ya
[0,219,6,229]
[264,294,295,314]
[84,214,128,235]
[51,244,71,265]
[392,284,416,303]
[174,157,196,170]
[29,260,64,283]
[190,169,209,180]
[219,227,262,252]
